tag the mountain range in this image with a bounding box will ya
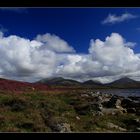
[37,77,140,89]
[0,77,140,92]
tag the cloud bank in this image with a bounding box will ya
[0,32,140,83]
[102,12,137,24]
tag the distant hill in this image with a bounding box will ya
[37,77,81,86]
[1,77,140,92]
[105,77,140,88]
[82,80,105,88]
[37,77,140,89]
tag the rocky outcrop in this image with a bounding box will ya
[106,95,122,108]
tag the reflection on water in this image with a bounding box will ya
[94,89,140,97]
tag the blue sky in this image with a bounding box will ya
[1,8,140,83]
[0,8,140,53]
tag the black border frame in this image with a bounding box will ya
[0,0,140,7]
[0,0,140,139]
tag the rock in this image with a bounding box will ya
[90,102,103,111]
[56,123,71,132]
[95,111,104,116]
[101,108,124,115]
[98,96,103,101]
[134,118,140,124]
[121,98,140,108]
[127,108,136,113]
[95,91,100,95]
[128,96,140,101]
[107,122,126,132]
[76,116,80,120]
[107,95,122,108]
[81,94,89,97]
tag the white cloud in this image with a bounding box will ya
[125,42,136,48]
[36,33,75,53]
[0,32,68,81]
[102,12,137,24]
[0,32,140,83]
[57,33,140,83]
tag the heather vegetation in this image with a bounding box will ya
[0,90,140,132]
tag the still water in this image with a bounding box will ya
[94,89,140,97]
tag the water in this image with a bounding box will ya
[94,89,140,97]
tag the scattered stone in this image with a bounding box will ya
[128,96,140,101]
[81,94,89,97]
[134,118,140,124]
[98,95,103,100]
[107,122,126,132]
[56,123,71,132]
[121,98,140,108]
[107,95,122,108]
[95,91,100,95]
[95,111,104,116]
[101,108,124,115]
[76,116,80,120]
[127,108,136,113]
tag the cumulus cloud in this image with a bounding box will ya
[0,31,140,83]
[36,33,75,53]
[102,12,138,24]
[0,32,74,82]
[56,33,140,83]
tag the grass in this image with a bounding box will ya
[0,90,140,132]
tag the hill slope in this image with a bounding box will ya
[0,78,49,92]
[37,77,81,86]
[106,77,140,88]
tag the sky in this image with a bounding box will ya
[1,8,140,83]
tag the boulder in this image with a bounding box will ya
[121,98,140,108]
[128,96,140,101]
[107,95,122,108]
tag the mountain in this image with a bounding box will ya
[37,77,140,89]
[83,80,103,85]
[1,77,140,92]
[82,80,105,88]
[37,78,105,88]
[37,77,81,86]
[106,77,140,88]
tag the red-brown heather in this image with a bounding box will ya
[0,78,49,93]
